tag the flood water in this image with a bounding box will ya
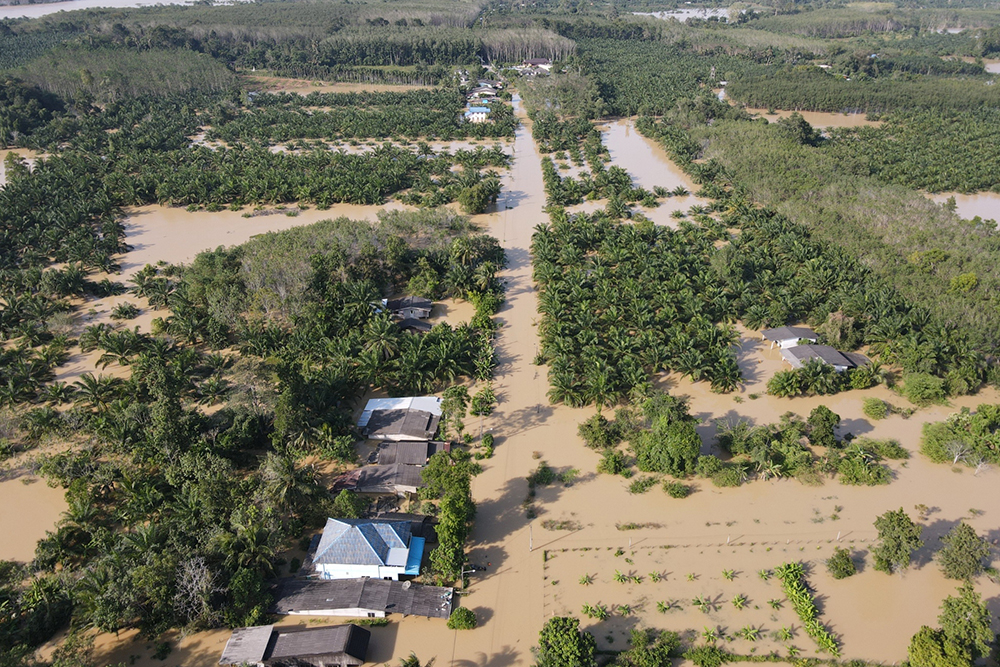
[592,118,708,224]
[746,107,880,129]
[931,191,1000,223]
[118,202,411,279]
[0,473,66,562]
[0,0,245,19]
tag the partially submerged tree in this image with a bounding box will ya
[937,522,990,580]
[872,507,923,574]
[534,616,597,667]
[908,582,993,667]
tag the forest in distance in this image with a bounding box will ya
[2,0,1000,665]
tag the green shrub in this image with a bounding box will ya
[902,372,946,405]
[628,476,658,494]
[859,438,909,460]
[447,606,478,630]
[695,455,724,478]
[528,462,556,486]
[597,449,628,476]
[862,397,888,420]
[712,466,745,487]
[826,547,857,579]
[663,480,690,498]
[481,433,494,448]
[683,645,733,667]
[578,413,620,449]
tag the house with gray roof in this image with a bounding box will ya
[382,296,433,319]
[780,344,869,372]
[332,463,426,496]
[219,623,370,667]
[761,326,818,349]
[358,397,442,442]
[272,578,454,619]
[312,518,424,580]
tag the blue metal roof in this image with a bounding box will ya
[466,107,491,114]
[313,519,412,567]
[404,536,425,575]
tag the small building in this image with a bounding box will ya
[219,624,370,667]
[358,397,442,442]
[312,518,424,580]
[396,317,432,334]
[464,106,492,124]
[332,463,426,495]
[761,326,818,349]
[780,345,869,372]
[522,58,553,71]
[382,296,433,319]
[376,440,448,466]
[272,578,455,619]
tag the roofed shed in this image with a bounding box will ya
[219,624,370,667]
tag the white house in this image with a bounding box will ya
[312,518,424,581]
[464,106,492,124]
[761,326,818,349]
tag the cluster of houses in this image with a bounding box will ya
[219,389,456,666]
[462,77,503,124]
[761,326,870,372]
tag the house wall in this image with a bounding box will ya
[777,337,816,349]
[393,307,431,318]
[282,608,387,618]
[316,564,406,580]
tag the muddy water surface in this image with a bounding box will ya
[119,202,411,279]
[931,192,1000,223]
[78,96,1000,667]
[746,108,880,129]
[0,473,65,562]
[594,119,708,225]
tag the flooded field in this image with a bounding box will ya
[745,108,880,129]
[0,472,66,562]
[0,148,41,187]
[118,202,411,279]
[0,0,246,18]
[39,97,1000,666]
[565,119,709,225]
[931,191,1000,223]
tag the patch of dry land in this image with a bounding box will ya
[45,95,1000,667]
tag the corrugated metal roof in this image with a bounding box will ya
[267,624,369,664]
[272,579,454,619]
[358,397,442,429]
[313,519,412,567]
[761,326,817,342]
[781,345,855,369]
[219,624,273,665]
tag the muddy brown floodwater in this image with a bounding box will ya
[567,119,708,226]
[745,108,880,129]
[75,98,1000,667]
[930,192,1000,223]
